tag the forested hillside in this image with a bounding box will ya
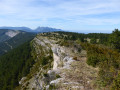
[0,41,35,90]
[0,29,17,43]
[0,30,35,55]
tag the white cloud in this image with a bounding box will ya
[0,0,120,30]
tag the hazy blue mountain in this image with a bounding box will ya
[0,27,33,32]
[0,26,63,33]
[0,29,36,55]
[34,26,62,32]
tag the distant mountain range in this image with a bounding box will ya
[35,27,62,32]
[0,26,62,33]
[0,26,62,55]
[0,27,108,56]
[0,27,33,32]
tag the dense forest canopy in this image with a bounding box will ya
[109,29,120,50]
[0,41,35,90]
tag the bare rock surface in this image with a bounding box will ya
[18,34,98,90]
[5,30,19,37]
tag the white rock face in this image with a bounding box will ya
[50,78,63,85]
[34,38,46,46]
[52,45,74,70]
[63,56,74,69]
[5,31,19,37]
[53,53,60,70]
[19,36,82,89]
[19,77,26,85]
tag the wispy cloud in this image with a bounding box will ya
[0,0,120,32]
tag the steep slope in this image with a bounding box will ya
[0,29,20,43]
[0,41,35,90]
[17,32,98,90]
[0,30,36,55]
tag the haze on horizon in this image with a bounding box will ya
[0,0,120,33]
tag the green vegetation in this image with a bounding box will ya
[15,39,54,89]
[0,41,35,90]
[111,73,120,90]
[40,55,53,66]
[109,29,120,50]
[0,31,35,55]
[0,29,120,89]
[42,30,120,89]
[80,29,120,89]
[56,74,61,79]
[90,38,97,44]
[0,29,11,43]
[49,84,56,90]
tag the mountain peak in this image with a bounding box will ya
[35,26,62,32]
[0,26,63,33]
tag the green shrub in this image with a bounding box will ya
[111,73,120,90]
[49,84,56,90]
[43,73,49,77]
[56,74,61,78]
[87,55,99,67]
[40,57,49,66]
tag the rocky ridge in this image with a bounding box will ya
[18,33,98,90]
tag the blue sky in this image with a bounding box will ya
[0,0,120,33]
